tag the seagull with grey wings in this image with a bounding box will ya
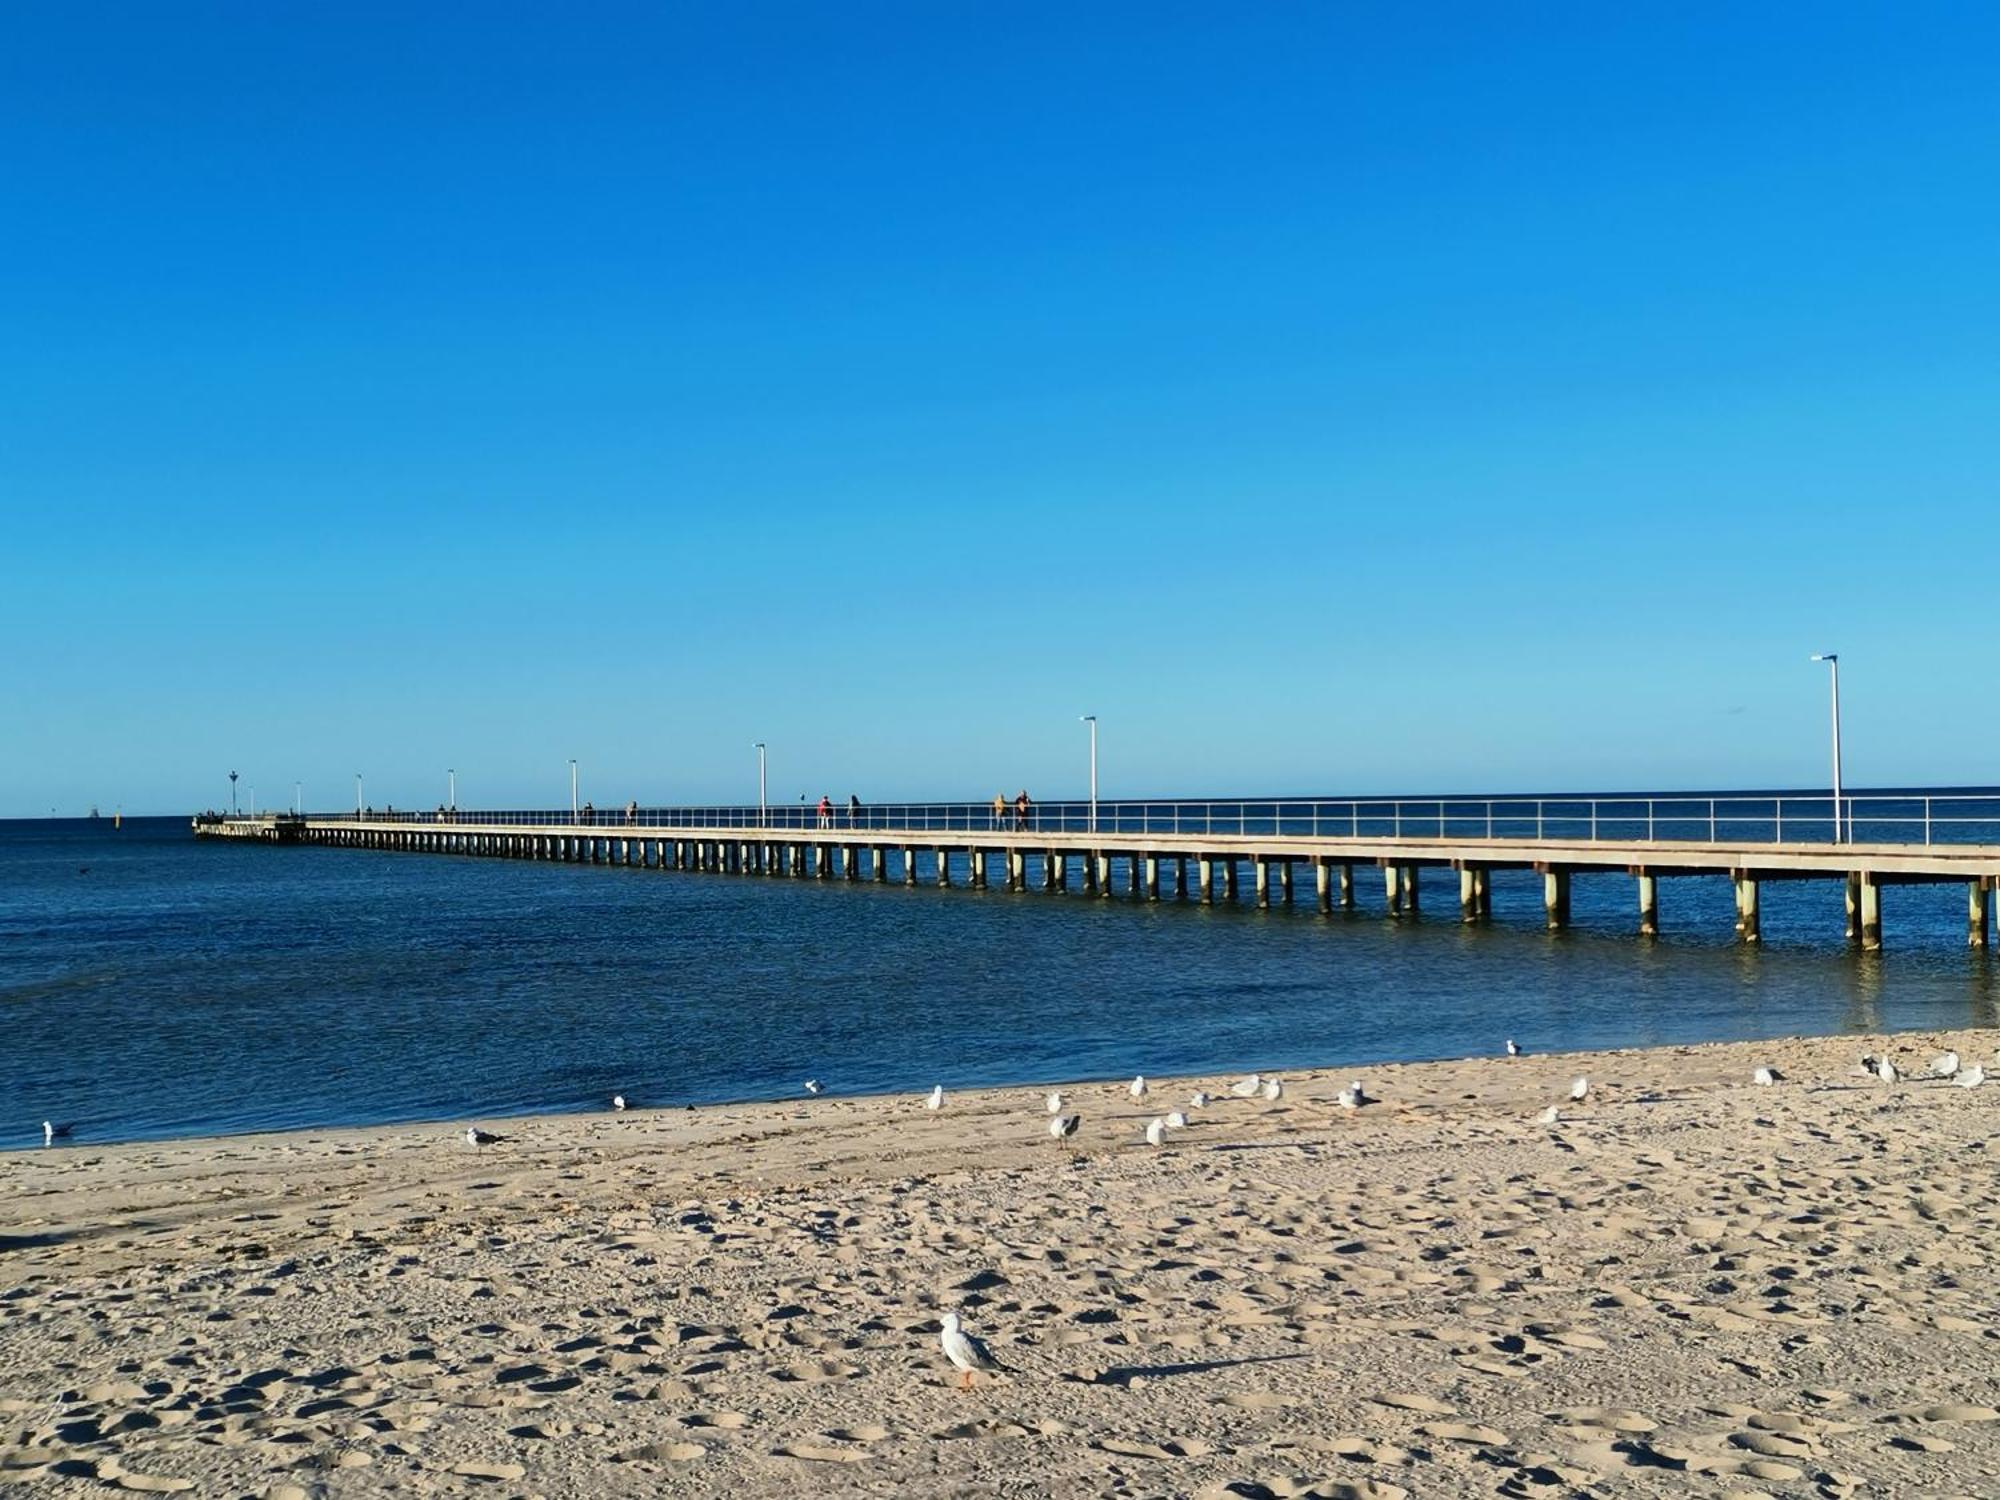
[939,1310,1009,1389]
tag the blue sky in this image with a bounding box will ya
[4,3,1998,815]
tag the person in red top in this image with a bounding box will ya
[817,795,832,829]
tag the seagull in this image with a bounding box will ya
[926,1085,945,1112]
[1261,1077,1283,1101]
[1045,1091,1064,1114]
[1753,1066,1780,1086]
[1144,1117,1166,1146]
[1569,1076,1590,1102]
[1505,1039,1523,1057]
[1337,1083,1370,1110]
[1049,1112,1081,1141]
[611,1094,627,1111]
[1538,1105,1562,1126]
[1230,1075,1263,1098]
[464,1127,507,1147]
[1189,1091,1211,1108]
[1129,1076,1148,1100]
[1164,1111,1189,1129]
[939,1309,1008,1390]
[42,1120,73,1147]
[1931,1052,1961,1078]
[1954,1065,1985,1089]
[804,1080,823,1096]
[1874,1057,1899,1084]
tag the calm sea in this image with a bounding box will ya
[4,813,1997,1148]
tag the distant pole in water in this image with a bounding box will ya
[1080,715,1098,833]
[1811,653,1844,843]
[569,758,578,820]
[754,742,767,827]
[229,769,238,817]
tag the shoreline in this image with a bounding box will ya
[5,1026,2000,1495]
[10,1003,1987,1156]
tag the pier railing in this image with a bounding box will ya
[278,793,2000,848]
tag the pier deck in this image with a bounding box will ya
[196,794,2000,951]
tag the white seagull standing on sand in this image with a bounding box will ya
[1505,1039,1523,1057]
[1144,1117,1167,1146]
[1164,1111,1189,1129]
[1569,1076,1591,1102]
[939,1310,1008,1389]
[1954,1065,1985,1089]
[464,1127,508,1147]
[1045,1091,1064,1114]
[1337,1082,1370,1110]
[1874,1057,1899,1084]
[804,1080,823,1096]
[926,1085,945,1112]
[1189,1090,1211,1108]
[1049,1112,1081,1141]
[611,1094,627,1111]
[1230,1075,1263,1098]
[1753,1066,1780,1086]
[1538,1105,1562,1126]
[1261,1077,1284,1102]
[1931,1052,1961,1078]
[1129,1076,1148,1100]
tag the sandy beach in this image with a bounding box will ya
[5,1030,1999,1498]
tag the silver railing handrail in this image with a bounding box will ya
[200,791,2000,849]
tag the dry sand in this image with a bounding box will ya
[5,1030,2000,1498]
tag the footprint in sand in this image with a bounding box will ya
[822,1425,891,1443]
[1093,1436,1215,1459]
[1416,1420,1509,1445]
[1217,1391,1295,1412]
[774,1443,868,1463]
[1368,1392,1455,1416]
[680,1410,748,1430]
[615,1441,707,1462]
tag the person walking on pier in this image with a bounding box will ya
[1015,789,1033,831]
[991,792,1007,830]
[817,795,832,829]
[849,793,863,829]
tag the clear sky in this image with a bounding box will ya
[4,3,1998,816]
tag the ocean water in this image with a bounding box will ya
[3,814,1997,1148]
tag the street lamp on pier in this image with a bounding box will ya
[1810,653,1845,844]
[1080,715,1098,834]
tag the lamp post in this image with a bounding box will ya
[447,768,456,812]
[754,743,767,827]
[1080,715,1098,834]
[569,759,578,821]
[355,773,362,815]
[229,770,239,817]
[294,782,302,815]
[1810,653,1844,844]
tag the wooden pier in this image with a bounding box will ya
[194,798,2000,952]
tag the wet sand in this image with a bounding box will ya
[4,1029,1999,1497]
